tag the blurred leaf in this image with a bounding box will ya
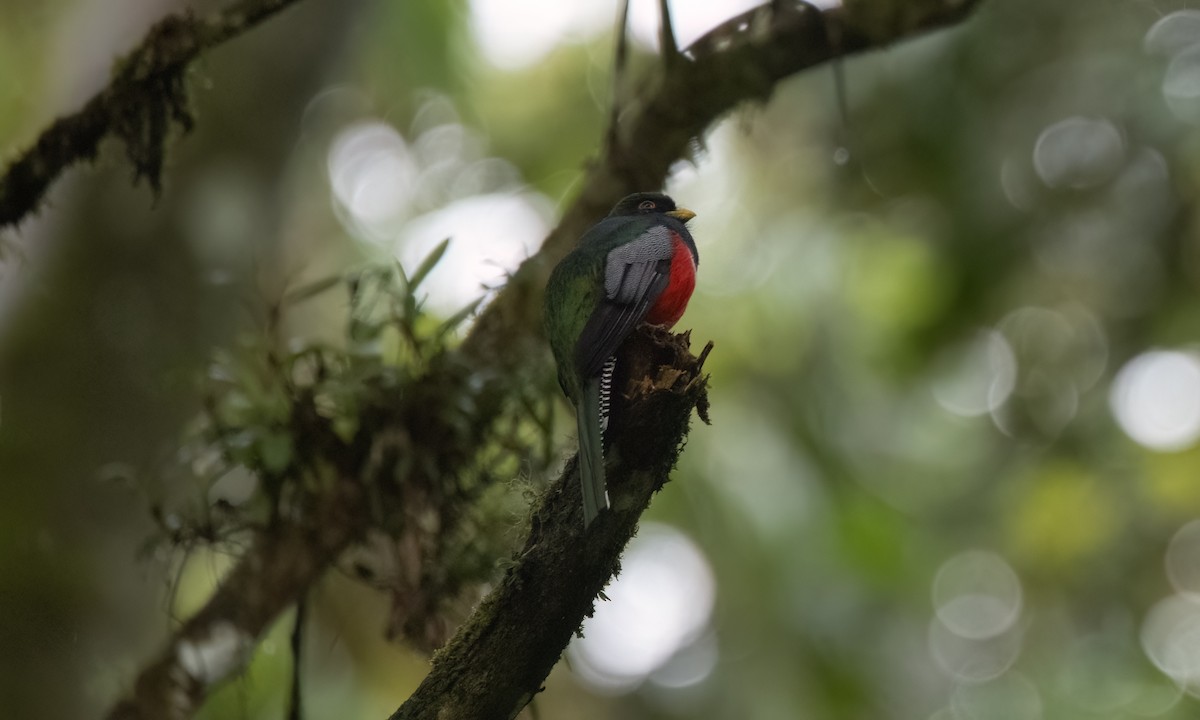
[437,298,483,339]
[408,237,451,291]
[282,274,344,305]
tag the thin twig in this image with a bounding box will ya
[606,0,632,150]
[288,596,306,720]
[658,0,679,64]
[821,4,853,164]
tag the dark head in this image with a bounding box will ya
[608,192,696,224]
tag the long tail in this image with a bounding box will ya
[578,372,611,527]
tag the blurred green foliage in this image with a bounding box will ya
[7,0,1200,718]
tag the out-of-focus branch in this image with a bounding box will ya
[103,334,511,719]
[0,0,308,230]
[106,474,364,720]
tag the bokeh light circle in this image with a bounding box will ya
[648,632,719,690]
[1110,350,1200,452]
[327,120,418,241]
[1167,520,1200,597]
[1166,45,1200,102]
[1033,116,1124,189]
[933,550,1023,640]
[1141,594,1200,695]
[568,523,717,694]
[395,192,549,316]
[951,672,1042,720]
[1145,10,1200,57]
[928,617,1022,683]
[931,330,1017,418]
[469,0,774,69]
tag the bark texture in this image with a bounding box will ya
[392,328,712,720]
[0,0,308,229]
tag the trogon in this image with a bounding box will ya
[544,192,699,527]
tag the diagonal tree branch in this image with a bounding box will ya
[107,475,365,720]
[103,373,386,720]
[458,0,984,377]
[0,0,309,230]
[391,328,712,720]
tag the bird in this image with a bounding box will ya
[544,192,699,527]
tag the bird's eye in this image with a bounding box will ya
[638,200,656,210]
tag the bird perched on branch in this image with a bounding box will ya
[544,192,699,527]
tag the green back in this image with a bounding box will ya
[543,214,659,399]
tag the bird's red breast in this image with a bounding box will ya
[644,232,696,327]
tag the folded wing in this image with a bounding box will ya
[574,225,675,378]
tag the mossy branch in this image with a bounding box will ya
[0,0,308,230]
[391,328,712,720]
[106,475,365,720]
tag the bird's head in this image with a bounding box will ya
[608,192,696,224]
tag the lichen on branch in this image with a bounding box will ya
[0,0,309,230]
